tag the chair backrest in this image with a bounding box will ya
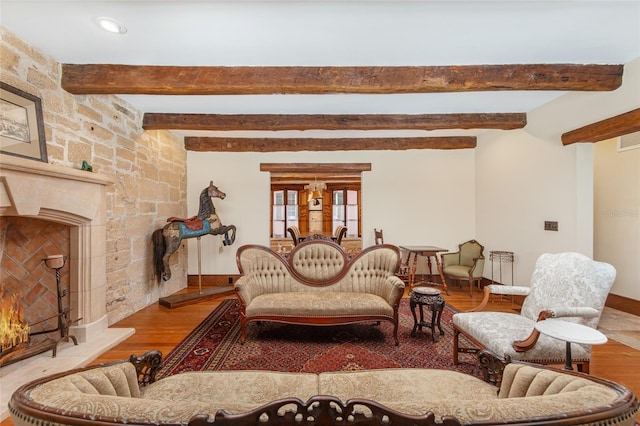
[520,252,616,327]
[374,228,384,245]
[459,240,484,267]
[334,225,347,245]
[287,226,301,246]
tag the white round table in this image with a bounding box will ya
[534,318,607,370]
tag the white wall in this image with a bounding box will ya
[594,138,640,300]
[187,57,640,301]
[187,149,476,275]
[475,129,583,286]
[476,57,640,294]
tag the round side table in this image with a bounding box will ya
[534,318,607,370]
[409,286,445,342]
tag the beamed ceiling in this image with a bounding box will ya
[2,1,640,151]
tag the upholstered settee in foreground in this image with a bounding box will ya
[234,240,405,345]
[9,350,639,426]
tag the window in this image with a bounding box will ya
[263,162,371,241]
[272,189,299,237]
[332,188,360,237]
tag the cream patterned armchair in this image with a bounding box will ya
[441,239,485,296]
[452,252,615,373]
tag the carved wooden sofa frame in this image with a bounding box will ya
[9,350,639,426]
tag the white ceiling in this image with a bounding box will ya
[2,1,640,139]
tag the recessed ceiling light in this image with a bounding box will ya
[96,17,127,34]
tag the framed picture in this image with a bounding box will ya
[1,82,47,162]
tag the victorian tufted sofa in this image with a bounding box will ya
[9,350,639,426]
[234,240,405,345]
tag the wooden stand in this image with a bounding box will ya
[158,236,234,309]
[158,286,234,309]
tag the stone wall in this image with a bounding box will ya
[0,27,188,324]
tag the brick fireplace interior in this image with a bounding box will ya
[1,217,71,360]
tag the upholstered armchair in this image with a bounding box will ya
[452,252,616,373]
[334,225,347,245]
[441,240,485,296]
[287,226,301,246]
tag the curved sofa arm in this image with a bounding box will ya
[234,275,263,307]
[381,275,406,307]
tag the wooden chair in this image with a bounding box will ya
[287,226,301,246]
[374,228,384,245]
[374,228,409,283]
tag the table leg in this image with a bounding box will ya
[410,298,419,337]
[429,302,438,342]
[434,254,449,295]
[436,301,445,337]
[409,252,418,287]
[564,341,573,370]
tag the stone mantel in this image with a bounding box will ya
[0,153,115,341]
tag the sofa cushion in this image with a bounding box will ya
[142,370,319,411]
[245,292,394,318]
[318,369,499,423]
[317,367,621,424]
[318,369,498,402]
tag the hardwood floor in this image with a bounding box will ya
[79,285,640,402]
[3,285,639,425]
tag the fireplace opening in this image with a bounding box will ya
[0,217,76,367]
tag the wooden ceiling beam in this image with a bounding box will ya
[561,108,640,145]
[143,113,526,131]
[261,163,372,173]
[185,137,476,152]
[62,64,623,95]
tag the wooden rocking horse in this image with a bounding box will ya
[152,181,236,283]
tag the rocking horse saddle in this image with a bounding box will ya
[166,215,204,231]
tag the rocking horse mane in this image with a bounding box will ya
[197,186,215,219]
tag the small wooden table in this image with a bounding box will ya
[534,319,608,370]
[399,246,449,294]
[409,287,445,342]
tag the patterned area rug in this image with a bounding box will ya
[157,298,481,379]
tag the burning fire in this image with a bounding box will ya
[1,287,30,353]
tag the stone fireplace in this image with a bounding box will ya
[0,154,134,421]
[0,154,112,341]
